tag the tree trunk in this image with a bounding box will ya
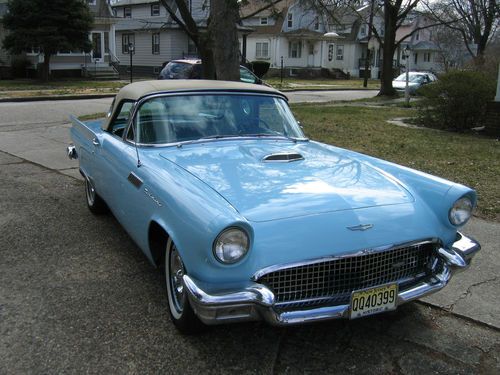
[41,53,51,82]
[378,3,398,96]
[198,37,216,79]
[209,0,240,81]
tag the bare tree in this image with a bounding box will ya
[423,0,499,59]
[159,0,285,80]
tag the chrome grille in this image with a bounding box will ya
[256,242,436,309]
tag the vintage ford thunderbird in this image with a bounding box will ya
[67,80,480,333]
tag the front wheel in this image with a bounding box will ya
[165,238,204,334]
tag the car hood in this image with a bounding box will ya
[159,140,414,222]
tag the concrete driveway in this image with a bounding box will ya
[0,96,498,373]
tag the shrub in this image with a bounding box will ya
[418,70,496,131]
[250,60,270,78]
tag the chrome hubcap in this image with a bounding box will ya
[169,246,185,313]
[85,178,96,206]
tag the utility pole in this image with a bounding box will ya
[363,0,375,88]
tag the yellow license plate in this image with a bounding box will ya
[350,283,398,319]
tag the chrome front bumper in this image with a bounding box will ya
[183,233,480,326]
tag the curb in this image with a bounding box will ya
[0,93,116,103]
[280,88,379,92]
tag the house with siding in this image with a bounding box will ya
[239,1,386,78]
[0,0,117,78]
[111,0,208,76]
[240,1,443,78]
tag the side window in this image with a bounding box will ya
[108,100,134,138]
[129,100,171,144]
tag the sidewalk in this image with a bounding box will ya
[421,218,500,330]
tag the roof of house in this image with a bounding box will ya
[239,0,291,35]
[412,41,440,51]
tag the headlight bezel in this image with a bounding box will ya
[448,196,474,226]
[213,226,250,264]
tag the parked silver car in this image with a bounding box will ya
[393,72,437,94]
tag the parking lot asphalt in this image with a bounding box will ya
[1,151,499,374]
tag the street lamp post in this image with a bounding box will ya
[128,43,135,83]
[403,46,411,107]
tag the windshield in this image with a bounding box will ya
[130,94,305,145]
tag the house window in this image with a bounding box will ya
[87,0,96,5]
[124,7,132,18]
[336,45,344,60]
[260,17,268,25]
[360,24,366,36]
[414,53,418,64]
[288,41,301,58]
[152,33,160,54]
[328,44,334,61]
[151,3,160,16]
[424,52,431,62]
[122,33,135,54]
[314,17,320,31]
[255,42,269,58]
[287,13,293,28]
[416,31,420,41]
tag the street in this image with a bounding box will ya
[0,95,499,374]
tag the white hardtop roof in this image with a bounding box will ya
[114,79,285,102]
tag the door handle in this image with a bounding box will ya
[92,137,100,146]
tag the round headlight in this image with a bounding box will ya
[213,227,249,264]
[449,196,473,226]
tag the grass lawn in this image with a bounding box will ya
[266,78,380,90]
[291,103,500,221]
[0,79,127,91]
[0,79,132,98]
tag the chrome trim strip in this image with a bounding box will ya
[251,238,440,281]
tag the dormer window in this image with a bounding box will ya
[151,3,160,16]
[287,13,293,28]
[314,17,319,31]
[260,17,268,25]
[124,6,132,18]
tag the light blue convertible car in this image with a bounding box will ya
[68,80,480,333]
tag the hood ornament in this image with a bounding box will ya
[347,224,374,231]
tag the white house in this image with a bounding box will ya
[0,0,117,78]
[240,1,444,78]
[111,0,209,76]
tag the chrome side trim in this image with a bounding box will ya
[183,234,480,326]
[251,238,440,281]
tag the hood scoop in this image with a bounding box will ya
[262,152,304,163]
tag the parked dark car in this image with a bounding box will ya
[158,59,266,85]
